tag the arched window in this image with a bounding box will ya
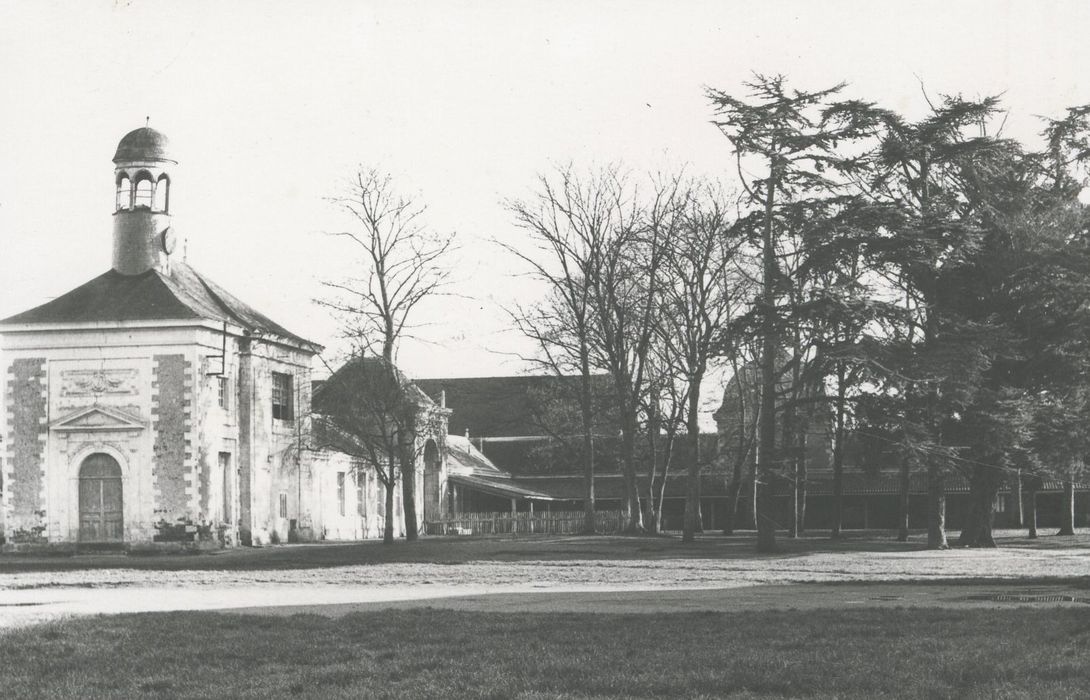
[153,175,170,213]
[116,175,131,211]
[134,173,153,209]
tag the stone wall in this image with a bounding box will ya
[4,358,47,535]
[151,354,192,521]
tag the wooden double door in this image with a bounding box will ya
[78,453,124,542]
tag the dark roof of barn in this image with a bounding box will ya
[0,262,318,350]
[415,374,612,438]
[114,127,175,163]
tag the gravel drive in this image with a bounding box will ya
[0,542,1086,628]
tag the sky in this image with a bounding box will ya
[2,0,1090,423]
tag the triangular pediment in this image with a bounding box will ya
[50,405,146,432]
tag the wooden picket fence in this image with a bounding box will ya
[425,510,625,536]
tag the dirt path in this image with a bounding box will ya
[228,582,1090,616]
[1,544,1086,629]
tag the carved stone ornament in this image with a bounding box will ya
[61,369,138,397]
[49,405,145,433]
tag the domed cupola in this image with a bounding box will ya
[112,123,178,275]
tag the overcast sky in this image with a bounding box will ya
[2,0,1089,418]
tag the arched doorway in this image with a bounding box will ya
[423,439,441,522]
[79,453,123,542]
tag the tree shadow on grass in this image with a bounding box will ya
[0,529,1085,573]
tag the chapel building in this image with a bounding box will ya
[0,127,449,549]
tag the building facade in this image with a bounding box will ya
[0,127,449,549]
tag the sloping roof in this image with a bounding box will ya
[446,434,505,477]
[446,435,561,499]
[415,374,613,438]
[448,474,556,501]
[0,263,317,350]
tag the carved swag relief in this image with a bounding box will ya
[61,369,138,397]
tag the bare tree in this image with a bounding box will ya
[640,343,686,533]
[587,171,681,532]
[655,182,749,542]
[503,166,614,533]
[318,168,455,541]
[506,166,681,533]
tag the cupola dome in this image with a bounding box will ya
[113,127,175,164]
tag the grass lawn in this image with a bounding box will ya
[2,607,1089,699]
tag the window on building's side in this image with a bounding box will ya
[279,492,288,519]
[337,472,346,517]
[271,372,293,421]
[217,376,229,411]
[134,175,154,208]
[116,176,131,211]
[356,471,366,517]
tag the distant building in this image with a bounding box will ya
[420,373,1088,532]
[416,375,720,528]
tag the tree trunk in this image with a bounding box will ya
[958,465,1000,548]
[830,364,846,539]
[790,469,799,538]
[1012,469,1023,529]
[644,411,660,535]
[399,433,418,542]
[620,409,644,533]
[784,390,798,539]
[795,424,807,536]
[695,484,704,533]
[383,478,395,544]
[1024,474,1040,539]
[723,465,743,535]
[683,379,703,543]
[958,486,979,547]
[654,426,677,535]
[750,457,759,530]
[926,465,948,549]
[579,344,596,534]
[643,499,658,534]
[1057,470,1076,536]
[655,476,667,534]
[897,456,911,542]
[756,175,779,554]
